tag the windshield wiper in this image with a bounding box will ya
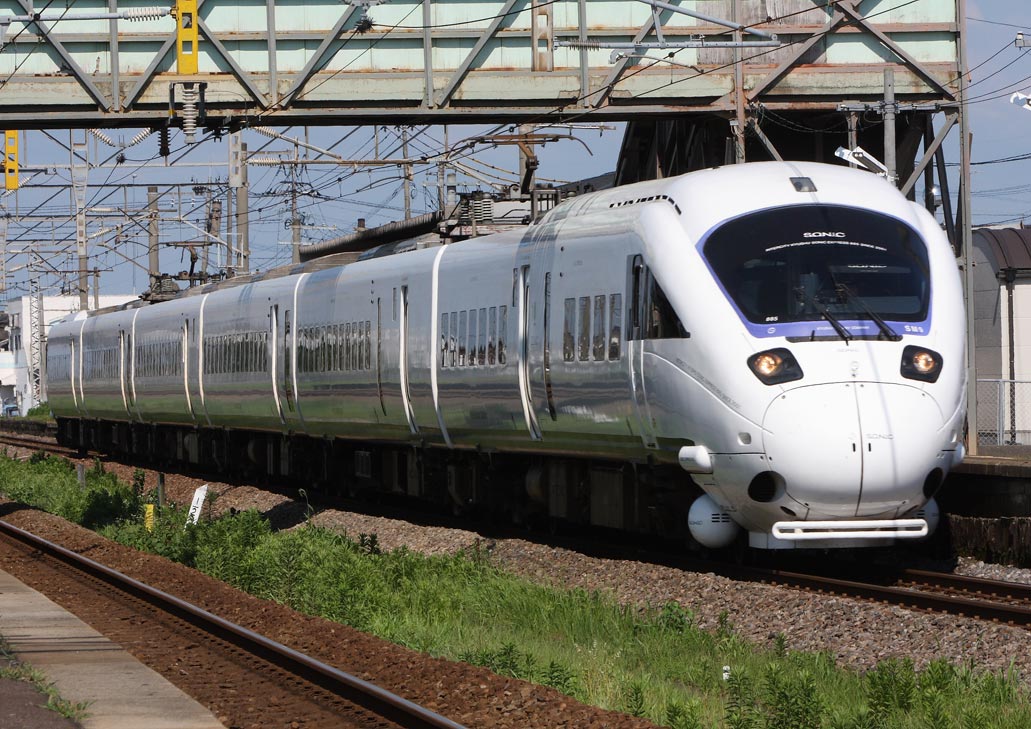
[794,287,852,343]
[833,284,901,341]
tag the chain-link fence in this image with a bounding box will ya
[977,379,1031,447]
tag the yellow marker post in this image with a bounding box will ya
[144,503,156,532]
[4,131,18,191]
[176,0,199,74]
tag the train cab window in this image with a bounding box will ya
[563,298,575,362]
[592,295,606,361]
[646,281,688,340]
[488,306,497,365]
[478,307,487,365]
[609,294,622,359]
[702,205,930,327]
[458,310,468,366]
[498,306,507,365]
[578,297,590,361]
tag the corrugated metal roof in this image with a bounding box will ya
[974,227,1031,271]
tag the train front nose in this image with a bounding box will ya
[761,383,945,517]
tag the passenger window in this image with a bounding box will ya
[468,309,478,366]
[441,313,449,368]
[578,296,590,361]
[478,307,487,365]
[593,295,606,361]
[488,306,497,365]
[458,311,467,366]
[498,306,507,365]
[563,298,575,362]
[449,312,457,367]
[609,294,622,360]
[365,321,371,370]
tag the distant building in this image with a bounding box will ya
[3,294,137,415]
[971,226,1031,444]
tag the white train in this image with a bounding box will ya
[47,161,966,550]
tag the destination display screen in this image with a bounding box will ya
[701,205,931,333]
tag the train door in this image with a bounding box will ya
[398,284,418,434]
[627,255,658,449]
[182,321,197,424]
[516,264,542,440]
[76,326,89,418]
[127,309,142,421]
[70,337,80,415]
[274,303,304,431]
[118,329,131,418]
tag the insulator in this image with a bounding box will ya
[181,85,199,144]
[121,7,169,21]
[88,129,115,146]
[126,128,153,148]
[251,127,278,138]
[564,40,601,50]
[159,127,170,158]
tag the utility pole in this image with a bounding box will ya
[229,132,249,273]
[402,127,412,220]
[883,68,897,186]
[70,130,89,310]
[203,196,222,274]
[291,139,300,264]
[148,186,160,291]
[732,0,746,164]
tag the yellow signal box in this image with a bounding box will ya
[4,131,17,191]
[176,0,199,74]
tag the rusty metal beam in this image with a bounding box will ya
[901,111,957,196]
[197,16,270,108]
[435,0,522,108]
[279,7,358,107]
[14,0,112,110]
[836,3,956,101]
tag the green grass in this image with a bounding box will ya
[2,451,1031,727]
[23,402,54,422]
[0,634,92,723]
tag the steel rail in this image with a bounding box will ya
[893,567,1031,603]
[752,565,1031,627]
[0,519,467,729]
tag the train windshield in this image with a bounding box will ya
[702,205,930,326]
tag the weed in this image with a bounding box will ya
[725,670,758,729]
[664,699,703,729]
[624,680,646,717]
[657,601,695,634]
[358,532,381,555]
[866,657,916,720]
[0,635,92,722]
[132,468,146,497]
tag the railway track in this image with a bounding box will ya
[5,422,1031,630]
[0,518,465,729]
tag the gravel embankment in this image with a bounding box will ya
[14,449,1031,681]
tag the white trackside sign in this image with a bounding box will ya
[186,485,209,526]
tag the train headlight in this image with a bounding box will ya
[901,345,943,383]
[747,348,803,385]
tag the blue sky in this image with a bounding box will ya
[959,1,1030,226]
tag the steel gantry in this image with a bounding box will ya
[0,0,960,129]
